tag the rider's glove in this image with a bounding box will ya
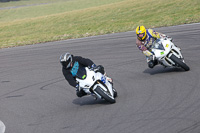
[89,64,96,70]
[91,64,96,69]
[91,64,96,68]
[89,64,105,74]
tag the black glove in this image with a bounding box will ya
[89,64,96,70]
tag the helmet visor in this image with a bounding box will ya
[61,59,71,69]
[138,33,145,38]
[65,59,71,68]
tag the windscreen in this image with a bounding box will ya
[151,39,165,50]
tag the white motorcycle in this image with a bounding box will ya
[150,38,190,71]
[75,66,117,104]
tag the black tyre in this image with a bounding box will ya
[113,87,117,98]
[170,54,190,71]
[95,86,116,104]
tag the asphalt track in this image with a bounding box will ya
[0,23,200,133]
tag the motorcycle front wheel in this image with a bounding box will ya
[95,86,116,104]
[170,54,190,71]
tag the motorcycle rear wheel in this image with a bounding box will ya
[95,86,116,104]
[170,54,190,71]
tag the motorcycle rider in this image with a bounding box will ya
[135,25,172,68]
[60,52,110,97]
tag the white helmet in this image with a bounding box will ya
[60,52,72,69]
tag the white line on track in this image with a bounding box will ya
[0,120,5,133]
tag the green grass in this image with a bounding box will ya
[0,0,200,48]
[0,0,72,8]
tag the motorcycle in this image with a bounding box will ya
[150,38,190,71]
[75,66,117,104]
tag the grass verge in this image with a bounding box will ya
[0,0,200,48]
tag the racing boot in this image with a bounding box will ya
[147,55,158,68]
[76,89,87,97]
[148,60,158,68]
[148,60,155,68]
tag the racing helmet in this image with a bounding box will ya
[136,26,147,41]
[60,52,72,69]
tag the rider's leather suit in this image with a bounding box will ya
[136,29,167,57]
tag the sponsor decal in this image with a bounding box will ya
[101,76,106,84]
[166,44,169,48]
[161,52,164,55]
[82,75,86,79]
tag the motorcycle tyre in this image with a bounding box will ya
[113,87,118,98]
[95,86,116,104]
[170,54,190,71]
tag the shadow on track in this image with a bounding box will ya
[143,66,187,75]
[72,97,111,106]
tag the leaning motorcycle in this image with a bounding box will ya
[75,66,117,104]
[150,38,190,71]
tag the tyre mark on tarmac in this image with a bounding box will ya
[0,77,64,99]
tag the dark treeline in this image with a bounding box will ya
[0,0,20,2]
